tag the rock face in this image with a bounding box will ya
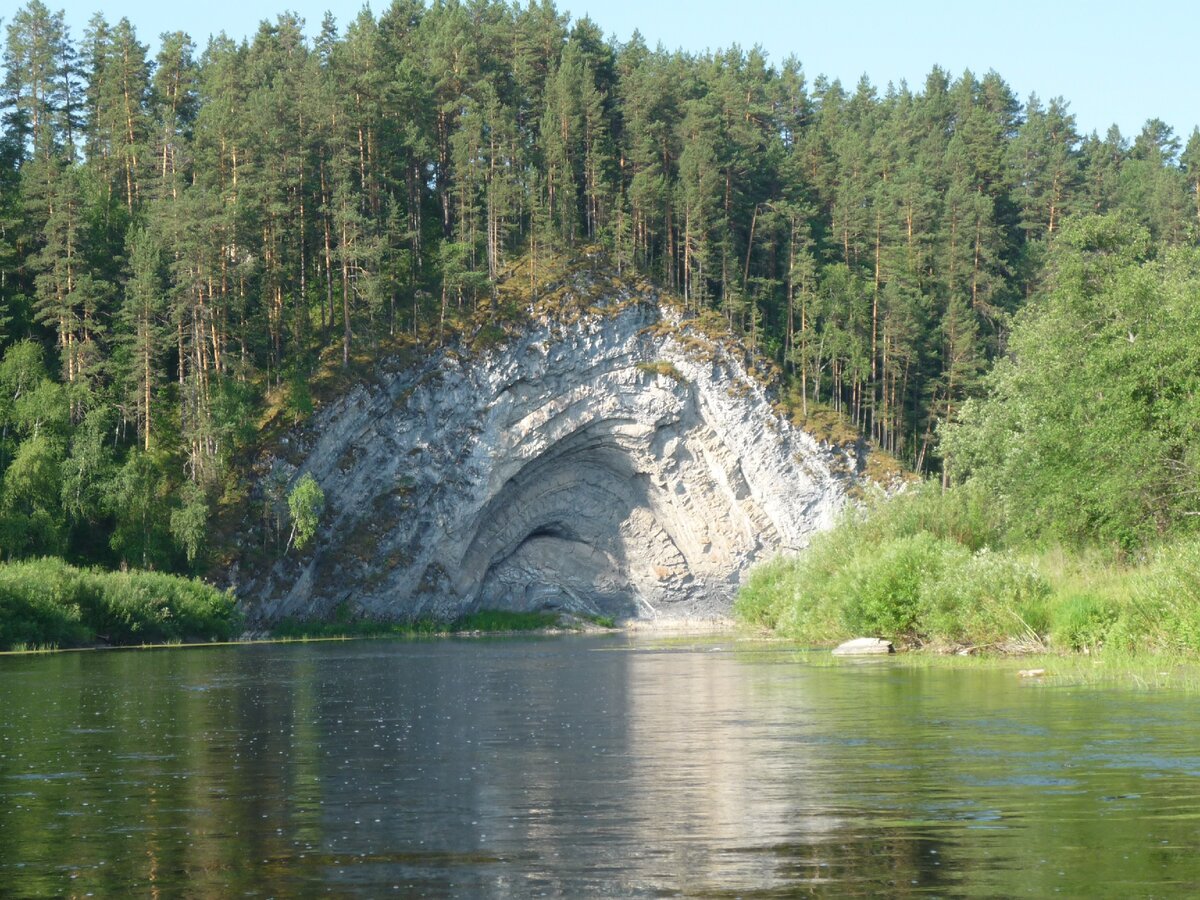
[243,281,866,625]
[832,638,896,656]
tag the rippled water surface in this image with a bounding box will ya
[3,637,1200,896]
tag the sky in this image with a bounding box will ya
[25,0,1200,143]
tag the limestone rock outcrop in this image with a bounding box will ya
[241,276,868,625]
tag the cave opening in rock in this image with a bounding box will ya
[456,419,691,619]
[519,522,578,544]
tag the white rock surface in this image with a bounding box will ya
[832,638,896,656]
[242,287,865,625]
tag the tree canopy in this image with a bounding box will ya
[943,216,1200,549]
[1,0,1198,570]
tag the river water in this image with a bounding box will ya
[2,636,1199,896]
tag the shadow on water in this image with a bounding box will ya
[2,637,1200,896]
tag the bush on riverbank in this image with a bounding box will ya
[735,482,1200,655]
[0,558,240,651]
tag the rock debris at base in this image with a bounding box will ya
[832,638,896,656]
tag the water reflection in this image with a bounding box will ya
[2,639,1200,896]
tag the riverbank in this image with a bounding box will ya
[7,605,1200,692]
[735,482,1200,658]
[0,602,622,653]
[267,608,618,639]
[0,558,240,652]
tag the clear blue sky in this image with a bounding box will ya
[27,0,1200,143]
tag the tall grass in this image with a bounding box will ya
[736,481,1200,655]
[737,482,1029,646]
[0,558,240,651]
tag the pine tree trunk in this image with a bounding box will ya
[342,214,352,368]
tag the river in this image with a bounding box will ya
[2,636,1199,896]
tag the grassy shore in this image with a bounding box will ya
[0,558,240,651]
[270,608,616,640]
[735,482,1200,657]
[0,579,620,652]
[741,641,1200,690]
[894,648,1200,689]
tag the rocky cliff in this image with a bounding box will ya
[240,268,871,625]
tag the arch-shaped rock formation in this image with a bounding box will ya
[243,287,865,625]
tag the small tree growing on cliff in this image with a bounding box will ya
[286,474,325,554]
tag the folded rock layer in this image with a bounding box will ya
[244,288,865,624]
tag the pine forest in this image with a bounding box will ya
[2,0,1200,576]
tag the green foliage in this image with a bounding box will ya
[739,528,1001,645]
[284,367,315,424]
[943,216,1200,549]
[734,554,801,632]
[0,560,90,649]
[0,434,67,557]
[1014,542,1200,655]
[452,609,561,632]
[838,534,965,638]
[1123,539,1200,653]
[286,473,325,552]
[836,480,1006,551]
[0,557,239,650]
[169,482,209,564]
[738,481,1200,656]
[75,567,238,645]
[61,406,117,524]
[0,0,1198,596]
[211,377,262,456]
[1048,592,1120,652]
[105,450,174,569]
[921,550,1050,645]
[735,483,1048,648]
[0,341,65,442]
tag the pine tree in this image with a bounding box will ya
[120,224,165,450]
[83,16,150,213]
[3,1,78,164]
[1181,128,1200,233]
